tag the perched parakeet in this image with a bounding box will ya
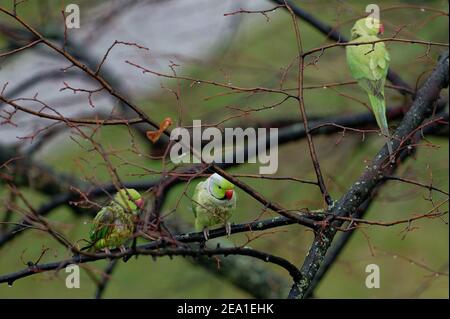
[346,17,393,158]
[83,188,144,253]
[192,173,236,240]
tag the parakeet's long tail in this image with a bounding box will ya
[368,94,393,159]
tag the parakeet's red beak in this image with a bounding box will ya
[225,189,233,200]
[378,24,384,35]
[135,198,145,209]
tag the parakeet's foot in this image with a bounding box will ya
[202,228,210,241]
[389,155,395,164]
[386,139,395,164]
[388,147,395,164]
[119,245,127,254]
[225,222,231,237]
[102,247,111,255]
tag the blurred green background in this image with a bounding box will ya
[0,0,448,298]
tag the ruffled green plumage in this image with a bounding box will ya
[192,174,236,233]
[85,189,142,251]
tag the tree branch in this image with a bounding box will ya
[0,245,302,287]
[288,51,449,298]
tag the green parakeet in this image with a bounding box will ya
[83,188,144,253]
[346,17,393,158]
[192,173,236,240]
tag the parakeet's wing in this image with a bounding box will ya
[89,205,117,243]
[192,181,206,218]
[346,36,390,95]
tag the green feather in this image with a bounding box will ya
[346,18,393,157]
[192,174,236,231]
[85,189,142,251]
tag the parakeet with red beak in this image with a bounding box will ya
[84,188,144,253]
[346,17,393,159]
[192,173,236,240]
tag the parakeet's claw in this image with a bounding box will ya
[102,247,111,255]
[225,222,231,237]
[119,245,127,254]
[388,145,395,164]
[203,228,210,241]
[389,155,395,164]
